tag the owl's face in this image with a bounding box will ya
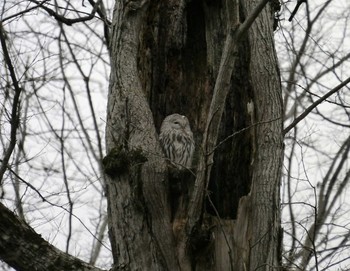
[161,114,191,134]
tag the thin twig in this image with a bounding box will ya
[208,117,281,156]
[1,0,50,23]
[29,0,103,25]
[2,162,111,251]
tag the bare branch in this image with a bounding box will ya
[0,23,22,186]
[288,0,307,22]
[1,0,50,23]
[283,76,350,135]
[29,0,103,26]
[89,215,108,265]
[0,202,105,271]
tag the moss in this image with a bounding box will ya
[102,146,148,178]
[129,148,148,165]
[102,146,129,177]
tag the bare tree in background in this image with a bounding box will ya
[0,0,349,271]
[0,0,111,269]
[279,1,350,270]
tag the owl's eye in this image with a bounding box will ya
[174,121,180,125]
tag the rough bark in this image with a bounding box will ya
[105,1,178,270]
[242,1,283,269]
[0,202,103,271]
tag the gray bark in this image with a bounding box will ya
[105,1,178,270]
[244,1,283,269]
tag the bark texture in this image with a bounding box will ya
[105,0,283,270]
[0,202,103,271]
[105,1,177,270]
[242,1,283,269]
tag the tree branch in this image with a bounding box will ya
[0,0,50,23]
[283,76,350,135]
[0,202,105,271]
[236,0,271,40]
[0,22,22,187]
[29,0,103,26]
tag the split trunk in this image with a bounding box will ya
[105,0,283,270]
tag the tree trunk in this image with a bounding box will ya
[105,0,283,270]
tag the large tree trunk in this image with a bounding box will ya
[105,0,283,270]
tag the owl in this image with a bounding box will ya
[159,114,195,169]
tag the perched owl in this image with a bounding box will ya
[159,114,195,169]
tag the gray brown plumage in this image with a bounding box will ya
[159,114,194,169]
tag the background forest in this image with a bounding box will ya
[1,0,350,270]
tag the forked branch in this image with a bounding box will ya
[283,76,350,135]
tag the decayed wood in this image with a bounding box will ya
[185,0,276,267]
[186,0,240,235]
[187,0,272,229]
